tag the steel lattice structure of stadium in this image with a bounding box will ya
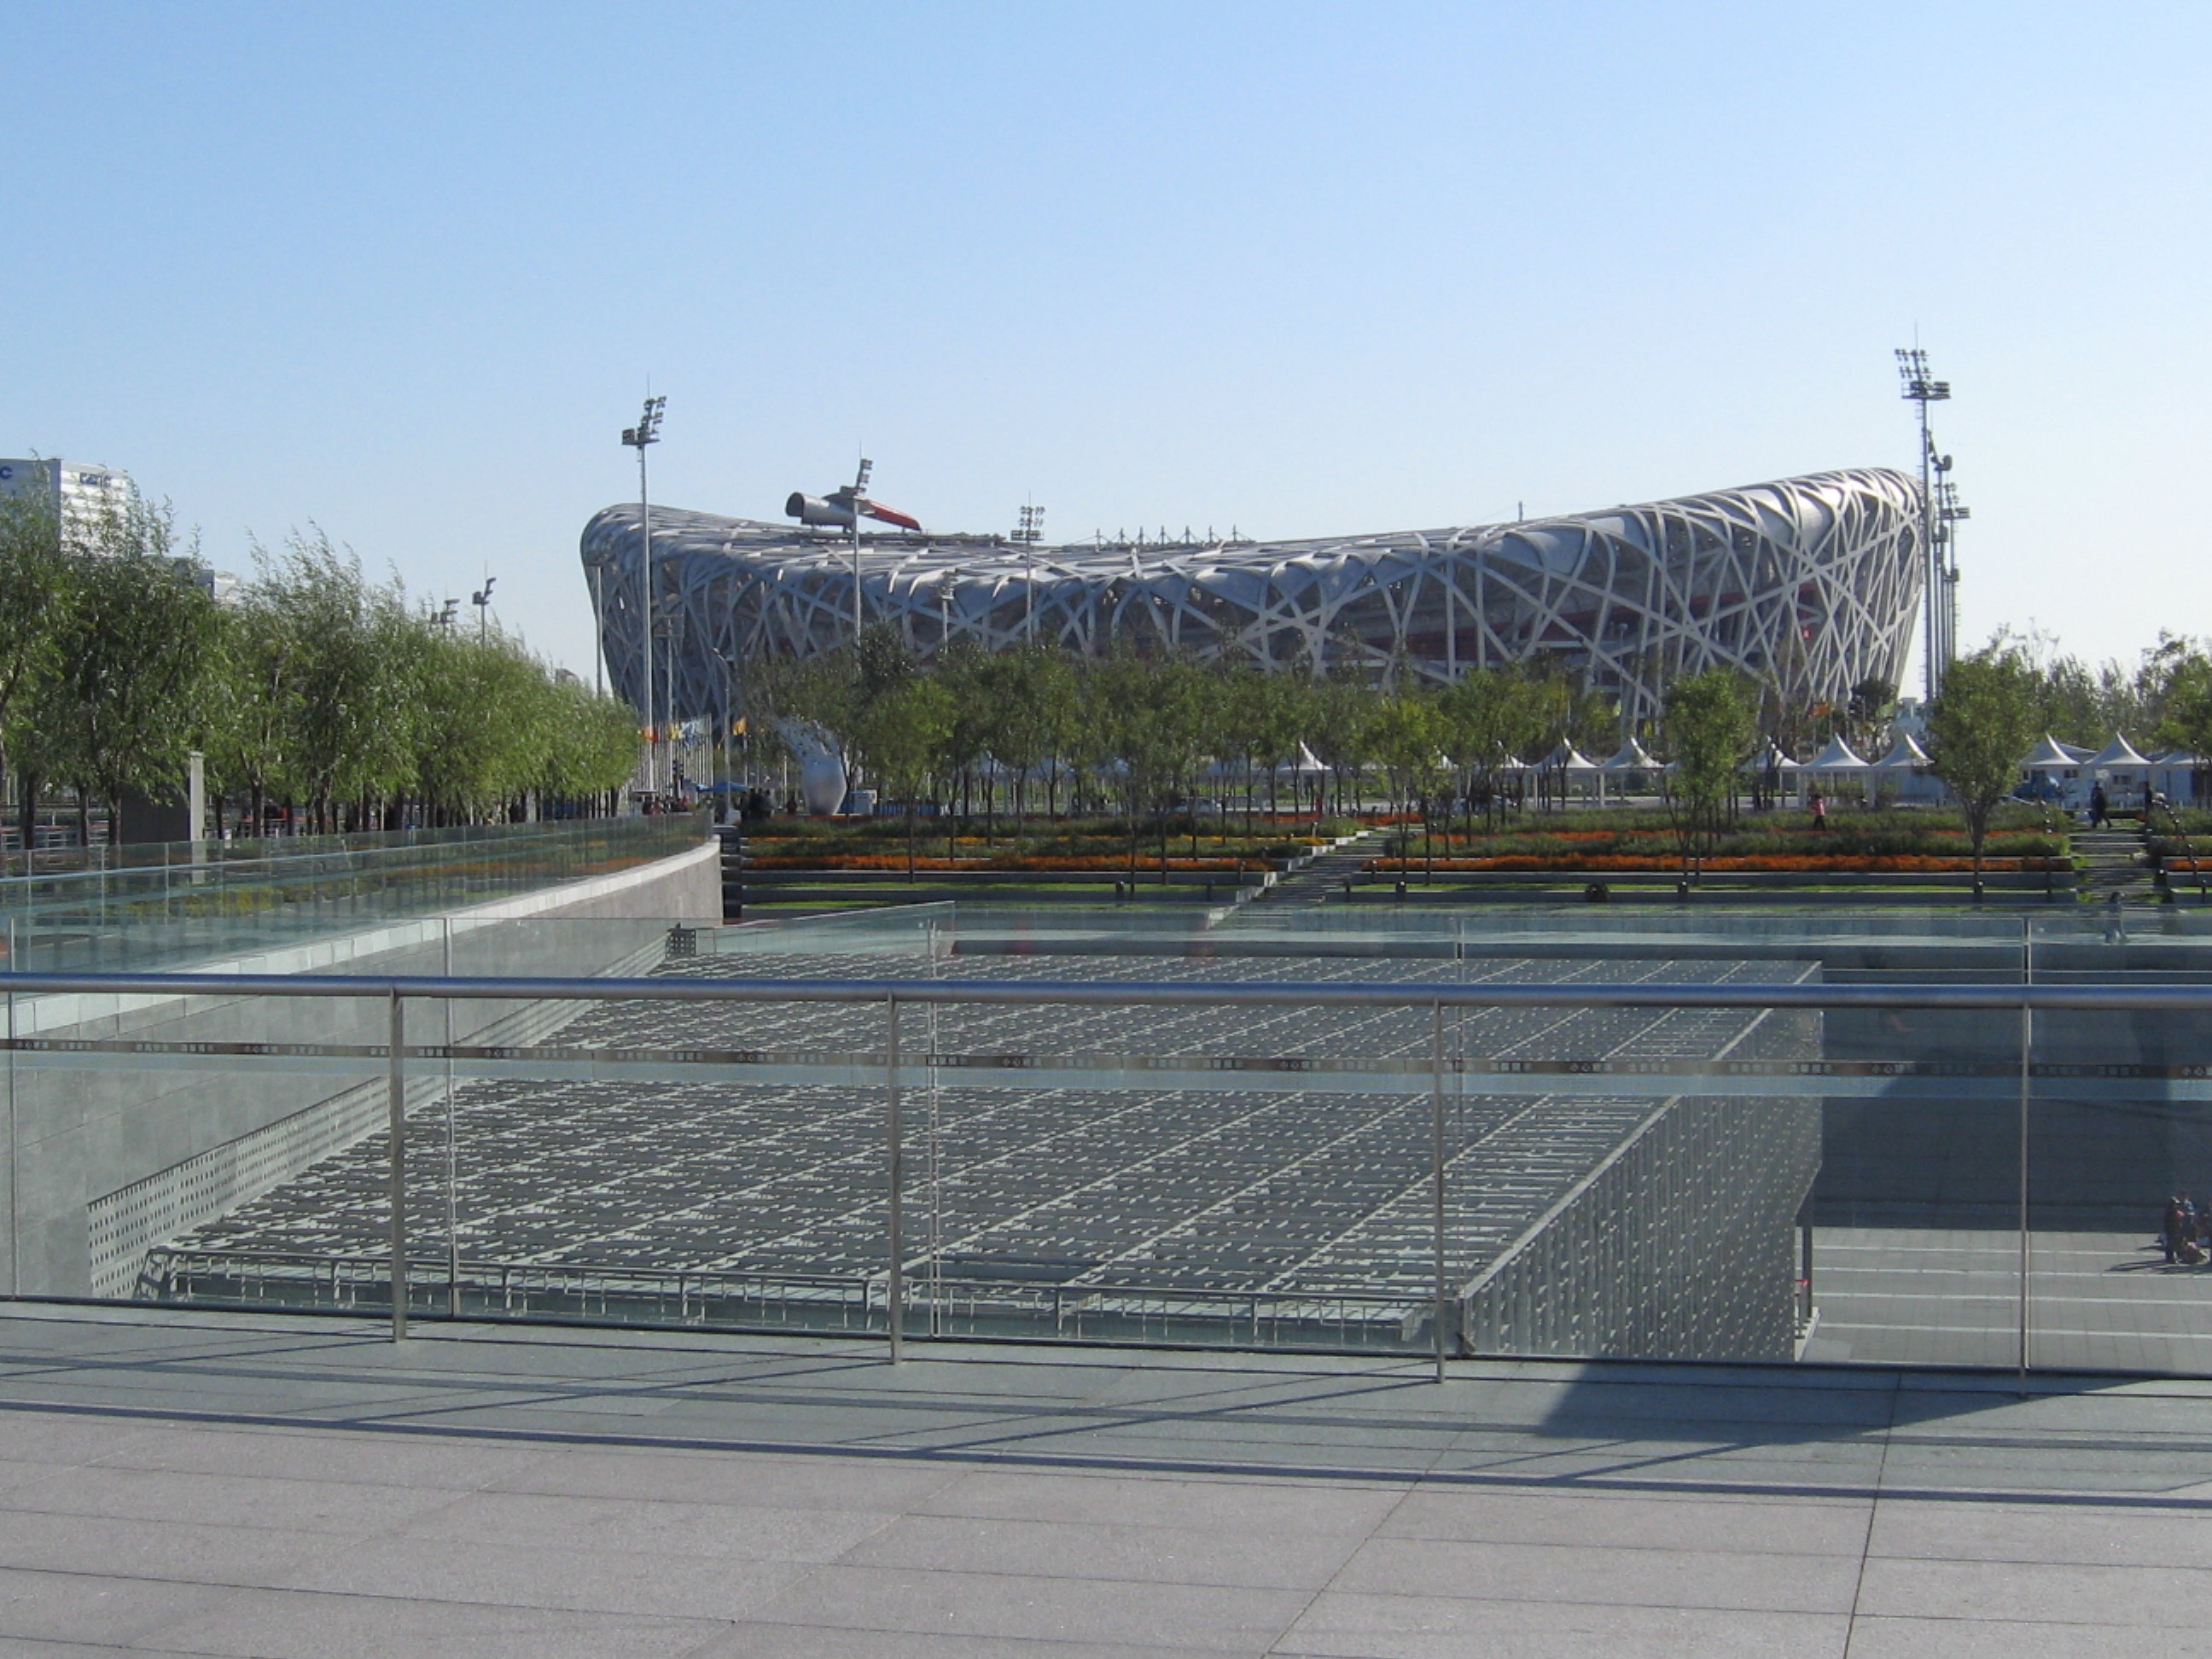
[581,467,1924,730]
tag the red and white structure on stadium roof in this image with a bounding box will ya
[583,463,1927,736]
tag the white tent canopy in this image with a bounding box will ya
[2021,734,2079,771]
[2087,734,2150,770]
[1598,738,1658,772]
[1542,744,1600,772]
[1804,736,1869,771]
[1274,742,1327,777]
[1752,741,1802,772]
[1873,733,1931,769]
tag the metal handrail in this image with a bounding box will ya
[17,958,2209,1381]
[4,968,2212,1011]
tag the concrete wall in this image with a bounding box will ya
[3,838,718,1299]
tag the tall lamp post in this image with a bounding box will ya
[1895,350,1951,703]
[470,574,496,643]
[1016,502,1045,641]
[622,395,667,794]
[656,610,684,797]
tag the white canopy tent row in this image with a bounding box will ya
[2017,734,2202,812]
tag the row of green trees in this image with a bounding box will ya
[749,629,1635,873]
[0,492,642,847]
[1926,638,2212,892]
[747,625,2212,887]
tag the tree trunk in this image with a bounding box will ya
[17,771,38,872]
[1127,783,1140,881]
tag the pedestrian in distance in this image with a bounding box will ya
[2090,782,2110,830]
[1809,785,1827,832]
[2164,1194,2191,1265]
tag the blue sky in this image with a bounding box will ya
[6,2,2205,692]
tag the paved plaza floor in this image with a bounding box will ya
[0,1306,2209,1653]
[1813,1226,2212,1371]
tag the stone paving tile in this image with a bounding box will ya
[0,1508,328,1586]
[1869,1496,2212,1567]
[486,1445,964,1510]
[1,1464,463,1535]
[1855,1555,2212,1624]
[685,1625,1252,1659]
[1276,1590,1851,1658]
[1841,1615,2173,1657]
[399,1487,902,1562]
[839,1511,1365,1589]
[0,1639,219,1657]
[744,1563,1312,1650]
[916,1467,1405,1533]
[270,1530,817,1620]
[146,1585,730,1659]
[90,1421,551,1490]
[1329,1534,1863,1614]
[0,1412,178,1468]
[0,1565,242,1647]
[1379,1485,1872,1555]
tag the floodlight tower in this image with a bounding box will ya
[470,574,496,643]
[1895,350,1951,701]
[622,395,666,790]
[1016,502,1045,640]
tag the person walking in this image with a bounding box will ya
[2164,1194,2190,1265]
[2090,782,2110,830]
[1809,785,1828,832]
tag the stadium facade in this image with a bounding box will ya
[581,467,1924,730]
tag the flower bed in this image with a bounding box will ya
[1366,853,2066,874]
[745,853,1267,874]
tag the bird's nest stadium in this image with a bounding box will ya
[581,467,1924,729]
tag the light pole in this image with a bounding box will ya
[623,395,666,793]
[657,610,683,797]
[851,456,872,642]
[1016,502,1045,641]
[1895,350,1950,702]
[470,574,496,643]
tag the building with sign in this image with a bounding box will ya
[0,457,134,550]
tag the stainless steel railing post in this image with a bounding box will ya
[1432,1000,1447,1384]
[887,992,904,1365]
[2018,992,2032,1392]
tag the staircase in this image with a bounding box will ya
[2075,825,2156,905]
[1262,831,1383,905]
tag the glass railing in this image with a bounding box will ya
[6,905,2210,1379]
[0,814,708,974]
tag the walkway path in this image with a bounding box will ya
[1262,831,1382,905]
[0,1303,2209,1654]
[2075,825,2155,905]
